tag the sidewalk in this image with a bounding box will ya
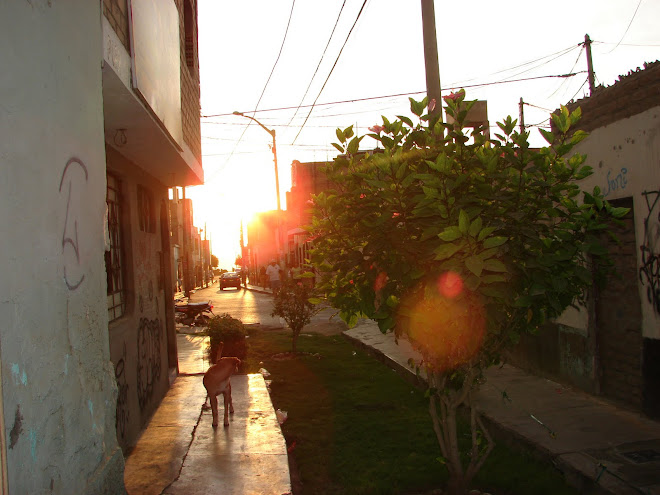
[124,332,291,495]
[344,320,660,495]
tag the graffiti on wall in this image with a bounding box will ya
[59,157,88,290]
[639,190,660,314]
[603,167,628,197]
[136,318,162,410]
[114,343,129,440]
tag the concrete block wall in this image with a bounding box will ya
[0,2,125,493]
[105,147,176,452]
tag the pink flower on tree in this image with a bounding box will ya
[443,89,465,103]
[428,99,436,112]
[368,125,385,134]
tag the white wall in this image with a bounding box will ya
[574,106,660,340]
[0,3,124,493]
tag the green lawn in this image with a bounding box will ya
[244,328,578,495]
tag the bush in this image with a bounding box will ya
[205,313,247,363]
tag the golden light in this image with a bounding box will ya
[397,273,485,372]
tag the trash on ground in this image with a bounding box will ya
[276,409,288,424]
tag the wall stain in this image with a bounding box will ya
[9,405,23,449]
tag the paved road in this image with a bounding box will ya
[185,284,347,335]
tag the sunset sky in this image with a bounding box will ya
[187,0,660,269]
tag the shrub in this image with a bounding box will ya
[205,313,247,363]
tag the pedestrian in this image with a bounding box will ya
[265,259,282,291]
[259,265,267,288]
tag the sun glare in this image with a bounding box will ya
[398,274,485,372]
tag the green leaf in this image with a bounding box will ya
[386,295,399,308]
[434,243,462,260]
[514,295,533,307]
[336,128,345,143]
[468,217,483,237]
[483,259,507,272]
[482,236,507,248]
[477,226,497,241]
[438,227,462,242]
[539,129,554,145]
[307,297,322,305]
[458,210,470,234]
[465,255,484,277]
[347,135,363,155]
[298,271,316,278]
[332,142,344,153]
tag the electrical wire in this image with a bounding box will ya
[291,0,369,145]
[607,0,644,53]
[217,0,297,181]
[286,0,347,126]
[203,72,582,120]
[547,45,584,99]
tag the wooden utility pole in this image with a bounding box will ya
[584,34,595,96]
[519,97,525,133]
[421,0,441,119]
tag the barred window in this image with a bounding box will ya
[137,185,156,233]
[106,174,125,321]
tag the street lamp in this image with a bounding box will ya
[233,111,283,262]
[232,111,281,211]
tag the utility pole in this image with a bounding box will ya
[421,0,441,119]
[584,34,595,96]
[519,97,525,134]
[182,186,190,298]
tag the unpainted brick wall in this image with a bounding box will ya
[103,0,130,51]
[555,61,660,133]
[177,0,202,164]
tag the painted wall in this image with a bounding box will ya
[573,105,660,340]
[0,2,125,493]
[105,147,176,452]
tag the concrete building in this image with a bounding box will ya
[510,61,660,418]
[0,0,203,492]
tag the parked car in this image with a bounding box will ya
[220,271,242,290]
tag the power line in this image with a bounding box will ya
[217,0,297,181]
[607,0,644,53]
[203,72,582,120]
[449,44,578,87]
[291,0,369,145]
[287,0,347,126]
[547,45,584,99]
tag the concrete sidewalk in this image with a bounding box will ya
[124,333,291,495]
[344,320,660,495]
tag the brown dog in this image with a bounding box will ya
[202,343,241,427]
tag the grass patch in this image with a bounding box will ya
[244,329,578,495]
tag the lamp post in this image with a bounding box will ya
[233,111,281,211]
[233,111,282,261]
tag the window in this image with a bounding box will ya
[137,185,156,233]
[106,174,126,321]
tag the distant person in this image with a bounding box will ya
[266,259,281,291]
[259,265,267,288]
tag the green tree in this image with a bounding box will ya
[211,254,219,268]
[309,92,626,494]
[271,273,322,353]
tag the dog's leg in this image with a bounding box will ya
[228,381,234,414]
[223,390,230,427]
[209,393,219,427]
